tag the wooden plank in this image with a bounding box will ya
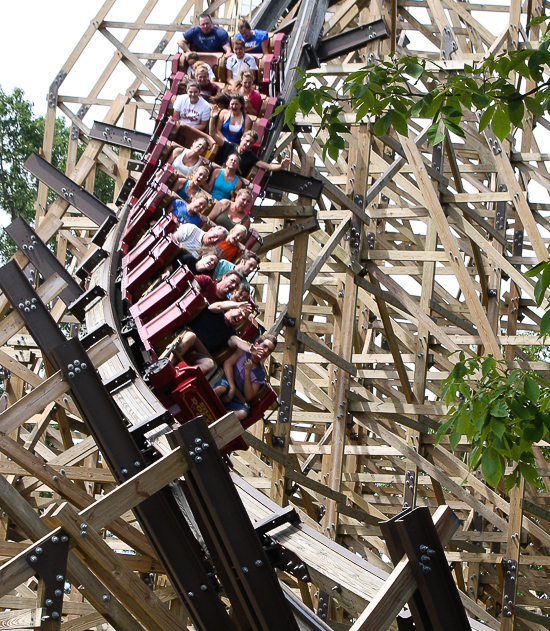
[0,608,42,629]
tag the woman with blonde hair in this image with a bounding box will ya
[167,136,210,176]
[237,70,262,116]
[172,165,210,201]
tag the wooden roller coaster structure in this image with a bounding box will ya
[1,0,550,630]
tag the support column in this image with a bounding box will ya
[269,159,312,506]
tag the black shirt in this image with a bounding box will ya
[188,310,235,353]
[216,141,260,177]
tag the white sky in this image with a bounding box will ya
[0,2,107,116]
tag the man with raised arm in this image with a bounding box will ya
[209,106,291,177]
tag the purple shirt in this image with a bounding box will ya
[234,351,265,392]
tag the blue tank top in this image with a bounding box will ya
[171,199,200,225]
[221,113,244,143]
[176,179,190,201]
[211,170,238,201]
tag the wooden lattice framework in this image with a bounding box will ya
[1,0,550,629]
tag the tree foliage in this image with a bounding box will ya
[280,17,550,159]
[438,353,550,491]
[0,86,115,260]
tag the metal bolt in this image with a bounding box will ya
[121,469,128,475]
[51,612,60,620]
[102,594,110,602]
[52,475,58,481]
[200,584,207,591]
[45,599,53,606]
[196,456,203,463]
[188,592,194,598]
[80,530,87,537]
[202,443,209,450]
[56,575,64,582]
[35,547,43,555]
[54,590,62,597]
[134,461,141,467]
[61,536,68,543]
[255,560,263,567]
[29,555,38,563]
[195,438,202,445]
[51,536,59,544]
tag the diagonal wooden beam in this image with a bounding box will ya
[399,133,503,360]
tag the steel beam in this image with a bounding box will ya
[5,216,83,309]
[90,121,151,153]
[24,152,116,226]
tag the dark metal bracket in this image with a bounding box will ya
[495,185,508,231]
[403,470,415,509]
[103,367,136,395]
[501,558,517,619]
[316,19,389,64]
[89,121,151,153]
[69,285,105,323]
[91,215,119,247]
[262,170,324,200]
[316,589,330,622]
[80,323,113,350]
[278,364,295,424]
[26,530,70,623]
[24,152,116,226]
[75,249,109,281]
[128,411,173,451]
[384,507,471,631]
[5,216,83,309]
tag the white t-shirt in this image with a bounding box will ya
[173,94,211,127]
[176,224,204,258]
[225,54,258,82]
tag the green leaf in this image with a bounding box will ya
[505,468,520,493]
[490,401,509,417]
[492,106,511,140]
[472,92,491,109]
[298,90,315,115]
[426,122,444,146]
[373,112,393,137]
[525,260,547,277]
[478,105,495,132]
[524,376,541,403]
[404,61,424,79]
[449,428,461,451]
[528,15,548,26]
[481,448,503,487]
[519,462,540,486]
[391,111,409,136]
[482,356,495,378]
[528,49,547,82]
[525,96,545,116]
[507,99,524,128]
[442,118,465,137]
[491,419,506,439]
[510,399,534,420]
[540,310,550,337]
